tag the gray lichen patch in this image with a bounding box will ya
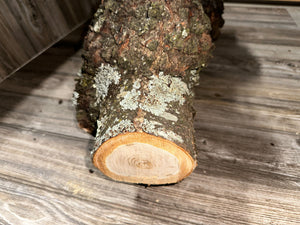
[93,64,121,105]
[141,119,161,131]
[120,89,140,110]
[93,16,105,32]
[118,72,189,121]
[156,129,184,144]
[119,79,141,111]
[142,119,183,144]
[91,7,105,32]
[189,69,200,89]
[72,91,79,106]
[132,79,141,89]
[94,117,136,153]
[161,112,178,122]
[76,70,82,77]
[140,72,190,119]
[182,29,189,39]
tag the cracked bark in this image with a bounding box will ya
[74,0,224,185]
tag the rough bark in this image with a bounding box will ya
[74,0,224,185]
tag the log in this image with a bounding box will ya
[74,0,224,185]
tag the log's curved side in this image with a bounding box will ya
[74,0,224,184]
[90,67,198,184]
[93,132,196,185]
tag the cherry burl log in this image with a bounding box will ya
[74,0,224,185]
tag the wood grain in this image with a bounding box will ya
[0,0,98,82]
[0,3,299,225]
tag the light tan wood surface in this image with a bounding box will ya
[93,132,196,185]
[0,3,299,225]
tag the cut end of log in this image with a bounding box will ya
[93,132,196,185]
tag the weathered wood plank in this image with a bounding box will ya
[0,0,98,82]
[0,91,87,139]
[0,176,162,225]
[0,123,299,225]
[224,6,297,28]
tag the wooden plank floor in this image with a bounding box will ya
[0,3,299,225]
